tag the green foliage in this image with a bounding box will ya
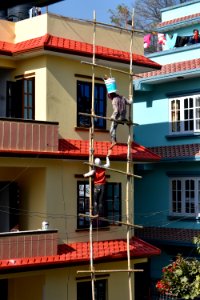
[193,236,200,254]
[108,0,190,30]
[108,3,132,28]
[156,255,200,299]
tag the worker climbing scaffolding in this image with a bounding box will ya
[83,152,111,227]
[104,75,133,148]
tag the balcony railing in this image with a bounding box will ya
[0,230,58,259]
[0,118,59,152]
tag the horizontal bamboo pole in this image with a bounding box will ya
[84,162,142,179]
[79,112,138,126]
[79,214,143,229]
[77,269,143,274]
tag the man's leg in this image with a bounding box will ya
[98,185,108,227]
[93,185,100,227]
[110,121,118,148]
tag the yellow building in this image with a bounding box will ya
[0,2,161,300]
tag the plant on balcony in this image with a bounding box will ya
[156,255,200,299]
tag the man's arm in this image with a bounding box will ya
[103,156,110,169]
[124,96,133,105]
[84,169,95,177]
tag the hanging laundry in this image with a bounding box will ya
[175,35,190,47]
[164,33,178,50]
[157,33,166,51]
[144,34,151,48]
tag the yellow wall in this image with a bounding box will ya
[46,55,132,143]
[0,158,46,231]
[9,56,47,121]
[45,160,133,243]
[4,259,146,300]
[9,274,44,300]
[0,13,143,53]
[0,157,133,243]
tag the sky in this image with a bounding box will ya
[47,0,134,24]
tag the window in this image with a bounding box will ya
[169,94,200,134]
[0,182,20,232]
[170,178,200,216]
[0,279,8,300]
[77,81,106,129]
[6,78,35,119]
[77,279,107,300]
[77,181,121,229]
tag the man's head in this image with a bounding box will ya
[193,29,199,35]
[108,92,117,100]
[94,158,101,166]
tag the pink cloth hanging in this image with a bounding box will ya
[157,33,166,45]
[144,34,151,48]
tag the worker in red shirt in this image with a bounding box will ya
[84,154,110,226]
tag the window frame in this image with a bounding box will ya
[169,177,200,217]
[77,181,121,229]
[6,78,35,120]
[77,80,106,129]
[169,94,200,135]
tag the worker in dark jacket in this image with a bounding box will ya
[108,92,133,147]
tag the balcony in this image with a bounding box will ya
[0,118,59,152]
[0,229,58,259]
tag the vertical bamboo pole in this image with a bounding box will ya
[89,10,96,300]
[126,9,134,300]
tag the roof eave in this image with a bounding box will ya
[134,69,200,91]
[156,17,200,33]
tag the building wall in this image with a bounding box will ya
[46,54,132,143]
[45,160,130,243]
[134,77,200,147]
[0,13,143,55]
[135,161,200,229]
[0,156,130,243]
[9,274,45,300]
[6,259,143,300]
[161,0,200,22]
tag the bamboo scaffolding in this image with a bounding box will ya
[77,269,143,274]
[77,10,139,300]
[83,162,142,179]
[81,61,143,78]
[79,112,138,126]
[78,213,143,229]
[88,11,96,300]
[125,10,135,300]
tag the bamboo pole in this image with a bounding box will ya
[81,61,143,78]
[78,214,143,229]
[79,112,138,126]
[89,10,96,300]
[83,162,142,179]
[126,10,135,300]
[77,269,143,274]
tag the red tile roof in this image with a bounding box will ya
[59,139,161,162]
[0,237,160,271]
[0,139,161,162]
[0,34,161,70]
[135,226,199,245]
[136,58,200,79]
[157,12,200,29]
[149,143,200,160]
